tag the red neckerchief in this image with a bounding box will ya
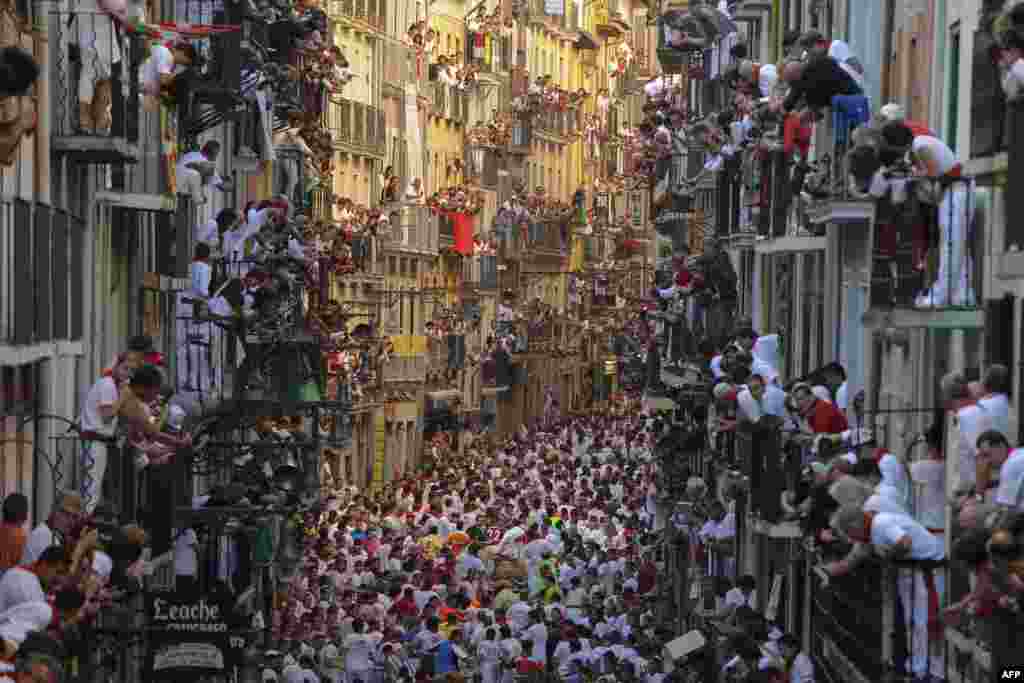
[850,511,877,543]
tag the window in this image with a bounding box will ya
[970,22,1006,157]
[389,256,397,275]
[948,27,960,153]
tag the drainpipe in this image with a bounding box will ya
[34,2,51,206]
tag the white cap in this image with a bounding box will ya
[879,103,906,123]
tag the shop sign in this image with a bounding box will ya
[147,592,246,680]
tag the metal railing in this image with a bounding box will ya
[381,355,427,383]
[51,10,138,144]
[324,98,385,155]
[328,0,385,29]
[810,559,887,682]
[525,220,565,253]
[0,200,85,345]
[871,176,979,310]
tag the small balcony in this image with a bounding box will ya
[327,0,386,32]
[534,110,575,143]
[509,120,533,154]
[524,220,566,255]
[465,146,502,188]
[323,98,385,157]
[466,32,512,75]
[381,354,427,384]
[865,176,984,327]
[51,10,140,163]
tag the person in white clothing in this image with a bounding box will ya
[942,371,991,493]
[736,374,786,424]
[0,546,64,614]
[975,364,1011,439]
[780,634,815,683]
[724,574,757,611]
[139,41,195,110]
[21,491,82,566]
[1001,38,1024,101]
[833,507,944,679]
[976,431,1024,509]
[176,141,226,205]
[342,620,375,682]
[911,426,947,537]
[173,527,198,593]
[911,134,974,307]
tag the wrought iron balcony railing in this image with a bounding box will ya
[328,0,386,30]
[322,98,386,156]
[870,176,981,311]
[51,10,140,163]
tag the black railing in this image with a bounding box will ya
[810,558,887,682]
[0,201,85,346]
[51,10,138,147]
[871,177,979,310]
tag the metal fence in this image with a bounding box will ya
[871,176,979,310]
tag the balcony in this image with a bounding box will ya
[0,201,85,346]
[323,98,386,157]
[381,355,427,384]
[509,120,533,154]
[534,110,576,143]
[524,220,566,256]
[466,32,512,75]
[465,146,502,188]
[863,177,984,329]
[51,10,140,163]
[327,0,386,32]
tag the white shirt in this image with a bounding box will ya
[140,44,175,95]
[910,459,946,530]
[525,621,547,663]
[956,403,990,489]
[1003,58,1024,100]
[758,63,778,98]
[737,385,786,422]
[978,393,1010,439]
[912,136,957,176]
[81,376,119,436]
[0,567,45,613]
[174,528,198,576]
[195,219,219,247]
[20,524,54,566]
[789,651,814,683]
[870,512,944,561]
[343,633,376,671]
[996,448,1024,509]
[724,587,756,609]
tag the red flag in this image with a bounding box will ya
[452,212,474,256]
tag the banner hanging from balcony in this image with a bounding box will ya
[544,0,565,16]
[441,211,475,256]
[146,592,247,680]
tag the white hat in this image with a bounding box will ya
[879,103,906,122]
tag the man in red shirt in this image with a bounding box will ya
[792,382,848,435]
